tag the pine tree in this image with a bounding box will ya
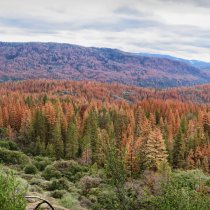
[173,128,186,168]
[103,135,128,210]
[35,136,45,155]
[46,143,54,157]
[125,135,140,176]
[144,128,168,170]
[134,108,141,138]
[19,109,31,145]
[30,109,46,146]
[81,135,92,164]
[202,156,209,172]
[203,113,210,138]
[52,122,64,159]
[65,120,79,159]
[186,149,195,169]
[83,110,99,163]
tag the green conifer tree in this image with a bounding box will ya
[173,128,186,168]
[65,120,79,159]
[52,122,64,159]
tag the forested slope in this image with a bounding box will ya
[0,42,210,88]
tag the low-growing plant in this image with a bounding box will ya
[53,160,88,181]
[50,189,67,198]
[80,176,102,195]
[0,147,29,165]
[29,184,43,193]
[34,156,52,171]
[24,164,38,174]
[30,177,51,190]
[42,165,62,180]
[0,140,19,151]
[0,169,26,210]
[147,170,210,210]
[60,193,80,209]
[88,183,120,210]
[47,177,71,191]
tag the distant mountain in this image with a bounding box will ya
[139,53,210,69]
[0,42,210,88]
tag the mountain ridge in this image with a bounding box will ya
[0,41,210,88]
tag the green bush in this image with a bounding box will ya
[149,170,210,210]
[60,193,80,209]
[34,156,52,171]
[53,160,88,182]
[50,189,67,198]
[80,176,102,194]
[24,164,38,174]
[0,147,29,165]
[152,184,210,210]
[0,140,19,150]
[29,185,43,193]
[30,177,51,190]
[169,169,208,190]
[42,165,62,180]
[90,185,119,210]
[0,169,26,210]
[47,177,72,191]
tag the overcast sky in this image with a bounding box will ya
[0,0,210,61]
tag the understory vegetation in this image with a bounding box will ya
[1,141,210,210]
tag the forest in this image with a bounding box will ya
[1,80,210,209]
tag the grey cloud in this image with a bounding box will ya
[114,6,147,16]
[0,0,210,61]
[160,0,210,7]
[80,18,163,31]
[0,15,163,32]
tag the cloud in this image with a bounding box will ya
[0,0,210,61]
[161,0,210,7]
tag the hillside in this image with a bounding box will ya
[1,80,210,209]
[2,80,210,104]
[0,42,210,88]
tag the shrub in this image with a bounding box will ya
[169,169,208,190]
[30,177,51,190]
[0,169,26,210]
[42,165,61,180]
[80,176,102,194]
[34,156,52,171]
[47,177,72,191]
[50,190,67,198]
[0,147,29,165]
[90,185,119,210]
[149,170,210,210]
[0,140,19,150]
[29,185,43,193]
[53,160,88,181]
[60,193,80,209]
[152,184,210,210]
[35,160,49,171]
[24,164,38,174]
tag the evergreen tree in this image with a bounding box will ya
[134,108,141,138]
[35,136,45,155]
[202,156,209,172]
[65,120,79,159]
[83,110,99,163]
[52,122,63,159]
[173,128,186,168]
[30,109,46,146]
[103,136,128,210]
[46,143,54,157]
[144,128,168,170]
[186,149,195,169]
